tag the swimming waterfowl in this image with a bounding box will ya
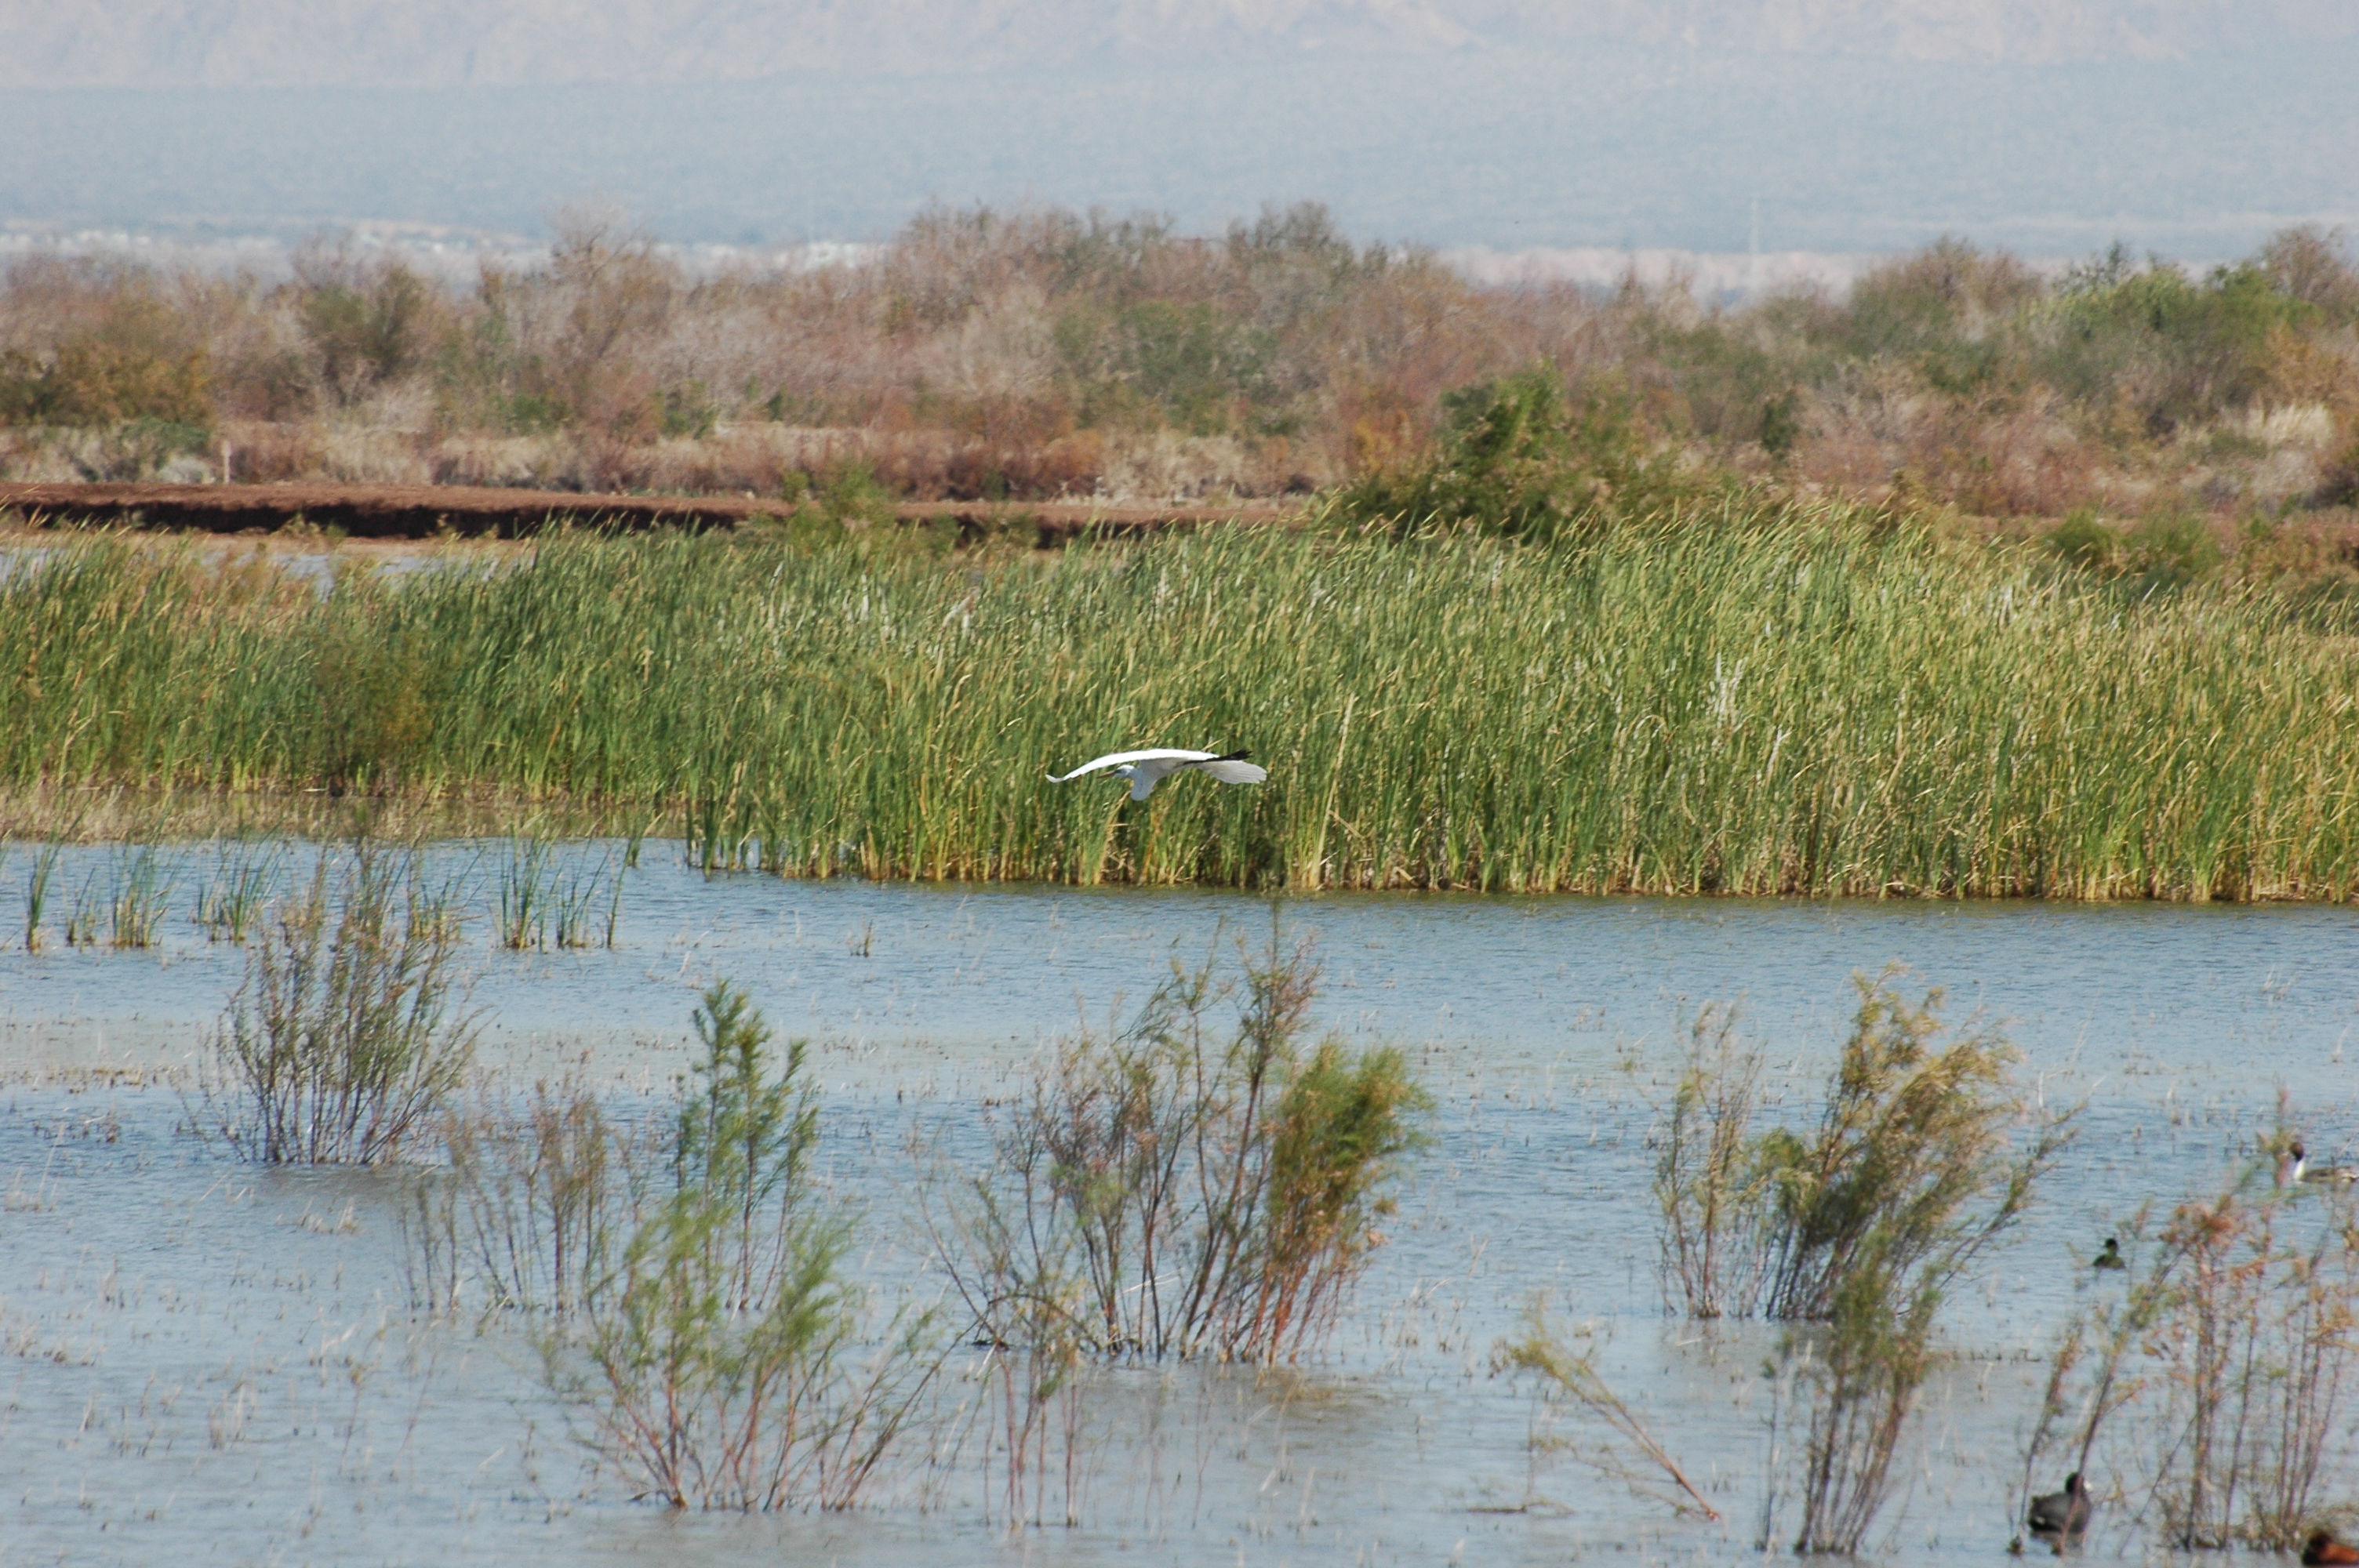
[2287,1142,2359,1185]
[2028,1473,2092,1541]
[2303,1531,2359,1566]
[2092,1237,2126,1270]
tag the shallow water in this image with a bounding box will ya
[2,840,2355,1564]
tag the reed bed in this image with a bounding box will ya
[5,510,2359,898]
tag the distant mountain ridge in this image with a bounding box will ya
[7,0,2353,87]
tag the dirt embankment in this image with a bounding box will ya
[0,481,1299,543]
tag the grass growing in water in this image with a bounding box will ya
[496,834,552,950]
[9,511,2359,898]
[63,870,100,946]
[20,838,59,950]
[194,840,282,942]
[107,844,171,948]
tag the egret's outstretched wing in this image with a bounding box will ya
[1197,760,1267,785]
[1045,748,1217,783]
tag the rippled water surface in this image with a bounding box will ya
[3,841,2356,1565]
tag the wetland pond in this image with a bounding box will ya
[3,840,2356,1566]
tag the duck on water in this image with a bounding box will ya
[2027,1473,2091,1545]
[2306,1533,2359,1566]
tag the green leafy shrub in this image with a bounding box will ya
[1757,970,2066,1321]
[293,249,438,407]
[2036,251,2310,436]
[0,339,212,427]
[2045,506,2118,569]
[1334,367,1692,539]
[559,981,936,1510]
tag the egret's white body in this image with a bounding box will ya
[1046,748,1268,801]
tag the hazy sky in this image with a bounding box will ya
[2,2,2351,260]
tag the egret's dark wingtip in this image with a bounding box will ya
[1213,748,1251,762]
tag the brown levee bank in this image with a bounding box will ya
[0,481,1300,543]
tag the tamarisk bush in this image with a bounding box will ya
[1653,968,2072,1554]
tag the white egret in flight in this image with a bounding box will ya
[1046,748,1268,802]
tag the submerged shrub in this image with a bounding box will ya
[2138,1173,2359,1550]
[1492,1299,1720,1519]
[549,981,935,1512]
[1654,970,2070,1554]
[1655,1004,1772,1319]
[409,1072,643,1319]
[2004,1123,2359,1556]
[205,844,478,1164]
[1757,969,2067,1323]
[931,927,1429,1367]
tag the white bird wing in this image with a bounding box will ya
[1197,760,1267,785]
[1045,749,1218,783]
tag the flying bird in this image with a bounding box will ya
[1046,748,1267,802]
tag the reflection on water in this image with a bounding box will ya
[2,840,2356,1563]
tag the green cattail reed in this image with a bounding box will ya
[64,872,102,946]
[497,836,552,950]
[22,838,64,951]
[195,841,282,943]
[5,513,2359,900]
[108,844,171,948]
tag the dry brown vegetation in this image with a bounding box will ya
[4,206,2356,528]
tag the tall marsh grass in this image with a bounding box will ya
[8,514,2359,898]
[107,844,170,948]
[194,840,282,942]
